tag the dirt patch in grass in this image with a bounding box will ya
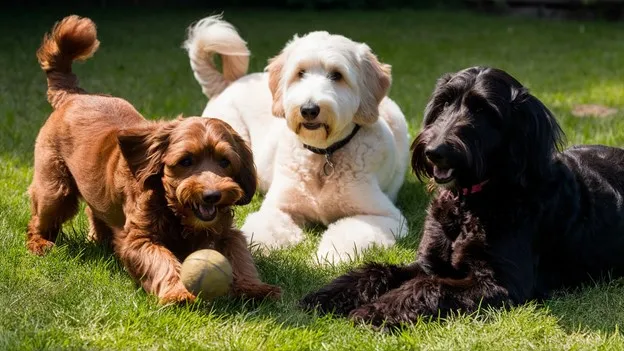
[572,104,618,118]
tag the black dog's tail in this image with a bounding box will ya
[37,15,100,109]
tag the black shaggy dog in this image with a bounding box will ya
[300,66,624,327]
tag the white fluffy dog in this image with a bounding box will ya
[184,16,409,263]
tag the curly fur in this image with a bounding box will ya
[184,16,409,263]
[27,16,280,304]
[301,66,624,327]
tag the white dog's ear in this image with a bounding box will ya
[267,53,286,118]
[355,45,392,125]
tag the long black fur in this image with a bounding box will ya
[300,66,624,328]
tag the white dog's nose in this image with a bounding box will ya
[300,102,320,120]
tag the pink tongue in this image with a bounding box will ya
[434,166,453,179]
[199,205,216,218]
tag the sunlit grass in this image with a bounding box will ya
[1,8,623,350]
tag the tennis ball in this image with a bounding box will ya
[181,249,233,300]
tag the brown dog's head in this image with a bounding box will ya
[118,117,256,229]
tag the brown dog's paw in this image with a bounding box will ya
[232,281,282,300]
[27,238,55,256]
[159,287,196,305]
[259,283,282,299]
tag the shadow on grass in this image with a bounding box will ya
[52,224,330,329]
[395,175,431,251]
[26,186,624,335]
[198,251,330,328]
[545,278,624,335]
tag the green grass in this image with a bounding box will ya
[1,8,624,350]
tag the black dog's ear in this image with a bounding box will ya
[118,121,178,188]
[413,72,454,180]
[423,73,453,126]
[410,131,431,182]
[507,87,564,186]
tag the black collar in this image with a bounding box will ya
[303,125,361,156]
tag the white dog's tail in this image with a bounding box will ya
[183,15,250,99]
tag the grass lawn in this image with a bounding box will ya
[2,7,624,350]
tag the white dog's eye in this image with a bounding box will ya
[328,71,342,81]
[298,70,305,78]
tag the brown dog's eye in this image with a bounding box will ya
[218,158,230,168]
[328,71,342,81]
[298,70,305,78]
[178,156,193,167]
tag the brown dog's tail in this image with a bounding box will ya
[37,15,100,109]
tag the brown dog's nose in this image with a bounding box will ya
[203,190,222,204]
[300,102,320,121]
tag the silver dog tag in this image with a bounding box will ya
[323,154,335,176]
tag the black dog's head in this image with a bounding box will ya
[412,67,564,191]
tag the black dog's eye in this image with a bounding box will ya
[443,102,449,109]
[298,70,305,78]
[218,158,230,168]
[328,71,342,81]
[178,156,193,167]
[466,95,490,115]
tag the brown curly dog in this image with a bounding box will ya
[27,15,281,304]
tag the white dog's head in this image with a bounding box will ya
[266,31,391,149]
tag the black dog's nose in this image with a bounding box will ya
[425,144,451,164]
[203,190,222,204]
[300,103,320,121]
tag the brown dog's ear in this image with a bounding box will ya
[266,52,286,118]
[206,118,257,204]
[354,45,392,125]
[231,132,257,205]
[117,121,178,187]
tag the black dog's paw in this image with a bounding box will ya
[348,303,405,332]
[349,303,385,326]
[299,262,411,316]
[349,301,421,332]
[299,288,357,316]
[299,290,324,311]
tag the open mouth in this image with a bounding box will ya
[433,166,455,184]
[302,122,322,130]
[191,204,217,222]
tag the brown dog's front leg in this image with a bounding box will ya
[218,229,281,300]
[115,225,195,305]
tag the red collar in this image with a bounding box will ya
[461,180,489,195]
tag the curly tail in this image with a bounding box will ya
[183,15,249,99]
[36,15,100,109]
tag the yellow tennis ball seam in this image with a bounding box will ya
[183,258,232,278]
[182,258,232,296]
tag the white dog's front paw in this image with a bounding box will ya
[315,238,361,265]
[241,210,304,250]
[315,215,403,265]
